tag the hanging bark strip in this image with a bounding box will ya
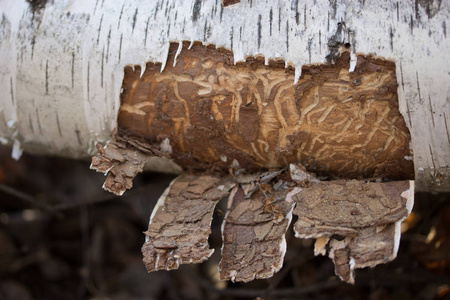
[219,175,295,282]
[117,41,413,180]
[292,180,414,284]
[142,175,233,272]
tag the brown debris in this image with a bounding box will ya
[219,184,295,282]
[142,175,233,272]
[118,41,413,180]
[90,141,147,196]
[292,180,414,284]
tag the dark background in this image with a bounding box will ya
[0,146,449,300]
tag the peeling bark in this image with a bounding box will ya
[118,41,413,180]
[90,141,147,196]
[142,175,233,272]
[292,179,414,283]
[219,181,294,282]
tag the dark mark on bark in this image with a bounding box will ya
[257,14,262,49]
[144,17,150,46]
[192,0,202,22]
[286,20,289,51]
[410,15,414,34]
[269,8,273,36]
[390,26,394,51]
[405,98,412,128]
[36,107,42,134]
[96,14,103,45]
[249,0,253,8]
[45,60,49,95]
[326,22,345,64]
[167,22,171,37]
[26,0,48,14]
[175,11,178,21]
[203,20,208,40]
[117,3,124,29]
[308,38,312,64]
[31,36,36,60]
[278,7,281,32]
[93,0,99,15]
[71,52,75,89]
[415,0,420,20]
[106,28,111,63]
[443,21,447,37]
[304,4,307,28]
[428,95,435,127]
[154,4,159,19]
[75,125,82,145]
[118,34,123,62]
[330,0,337,18]
[319,30,322,54]
[230,27,234,49]
[101,0,105,8]
[56,113,62,137]
[10,77,14,105]
[87,61,90,100]
[416,71,422,103]
[292,0,299,25]
[396,2,399,22]
[165,0,169,17]
[444,112,450,145]
[28,114,34,133]
[101,47,104,88]
[239,26,242,40]
[220,5,223,22]
[132,8,138,33]
[327,12,330,32]
[399,62,405,91]
[429,144,437,172]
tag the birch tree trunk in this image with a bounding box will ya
[0,0,449,192]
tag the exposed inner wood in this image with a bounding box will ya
[118,41,413,180]
[142,175,233,272]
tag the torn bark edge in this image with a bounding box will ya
[218,185,297,282]
[311,180,415,284]
[90,135,175,196]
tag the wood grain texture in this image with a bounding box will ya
[118,41,413,180]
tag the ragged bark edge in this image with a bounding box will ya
[219,182,295,282]
[292,178,414,284]
[142,175,234,272]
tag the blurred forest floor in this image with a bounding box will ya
[0,146,449,300]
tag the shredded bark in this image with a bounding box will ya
[90,141,147,196]
[219,181,295,282]
[142,175,233,272]
[292,180,413,284]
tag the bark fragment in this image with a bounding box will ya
[292,180,414,284]
[142,175,233,272]
[90,141,147,196]
[219,177,295,282]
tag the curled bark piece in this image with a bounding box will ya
[289,163,320,186]
[142,175,233,272]
[219,183,295,282]
[90,141,147,196]
[292,180,414,284]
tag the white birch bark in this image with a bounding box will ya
[0,0,448,192]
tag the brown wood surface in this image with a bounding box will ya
[118,41,413,180]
